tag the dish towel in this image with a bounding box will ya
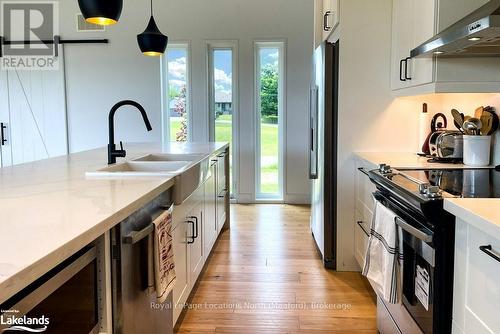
[153,204,176,303]
[362,200,404,304]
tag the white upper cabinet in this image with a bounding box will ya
[322,0,339,41]
[391,0,500,96]
[314,0,339,48]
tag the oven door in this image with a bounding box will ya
[399,216,435,334]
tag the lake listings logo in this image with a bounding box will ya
[1,310,49,333]
[0,1,59,70]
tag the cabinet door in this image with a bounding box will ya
[188,202,204,288]
[203,160,217,259]
[216,153,227,234]
[314,0,323,48]
[407,0,435,87]
[391,0,413,90]
[172,220,188,325]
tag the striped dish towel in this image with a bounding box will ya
[153,204,176,303]
[362,200,404,304]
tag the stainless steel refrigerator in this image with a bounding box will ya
[310,41,339,269]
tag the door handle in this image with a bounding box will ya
[395,217,433,243]
[1,122,6,145]
[186,219,195,243]
[479,245,500,263]
[323,11,332,31]
[404,57,412,80]
[399,59,407,82]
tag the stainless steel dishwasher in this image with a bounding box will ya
[110,192,173,334]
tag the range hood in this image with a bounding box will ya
[411,0,500,58]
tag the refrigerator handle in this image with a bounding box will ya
[309,86,319,180]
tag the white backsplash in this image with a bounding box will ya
[408,93,500,166]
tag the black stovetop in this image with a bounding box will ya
[397,168,500,198]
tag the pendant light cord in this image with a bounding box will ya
[150,0,153,16]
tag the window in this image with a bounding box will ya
[208,42,238,196]
[162,44,190,142]
[255,41,285,199]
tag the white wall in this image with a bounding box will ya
[57,0,313,203]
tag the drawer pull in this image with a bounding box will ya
[357,221,370,237]
[479,245,500,263]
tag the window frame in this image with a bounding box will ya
[161,42,192,143]
[254,40,286,201]
[206,40,239,198]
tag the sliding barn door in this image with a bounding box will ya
[4,51,67,166]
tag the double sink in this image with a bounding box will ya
[86,153,208,204]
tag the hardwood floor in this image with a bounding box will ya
[175,204,377,333]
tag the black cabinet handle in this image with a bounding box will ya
[323,11,331,31]
[186,220,195,244]
[479,245,500,263]
[1,122,6,145]
[399,59,406,82]
[188,216,198,239]
[405,57,412,80]
[357,221,370,237]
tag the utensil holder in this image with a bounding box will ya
[463,135,491,167]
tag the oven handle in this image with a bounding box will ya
[395,217,433,243]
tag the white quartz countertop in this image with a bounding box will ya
[444,199,500,240]
[0,142,228,304]
[355,152,492,169]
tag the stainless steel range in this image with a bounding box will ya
[363,164,500,334]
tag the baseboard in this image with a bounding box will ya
[236,193,310,204]
[284,193,311,204]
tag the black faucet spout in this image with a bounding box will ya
[108,100,153,164]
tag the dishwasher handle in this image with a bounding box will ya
[395,217,433,243]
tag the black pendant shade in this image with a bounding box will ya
[78,0,123,26]
[137,16,168,56]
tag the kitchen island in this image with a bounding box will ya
[0,142,229,332]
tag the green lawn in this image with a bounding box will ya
[170,115,279,194]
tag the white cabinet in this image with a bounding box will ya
[314,0,339,48]
[391,0,500,95]
[172,218,189,323]
[187,197,204,288]
[453,218,500,334]
[322,0,339,41]
[353,157,377,269]
[172,148,229,326]
[203,159,217,261]
[216,152,227,234]
[391,0,435,91]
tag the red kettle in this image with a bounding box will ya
[422,113,447,155]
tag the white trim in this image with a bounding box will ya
[206,40,239,200]
[254,40,287,201]
[161,41,192,144]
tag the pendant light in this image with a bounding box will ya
[137,0,168,56]
[78,0,123,26]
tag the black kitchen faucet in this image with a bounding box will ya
[108,100,152,164]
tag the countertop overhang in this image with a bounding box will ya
[0,142,228,304]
